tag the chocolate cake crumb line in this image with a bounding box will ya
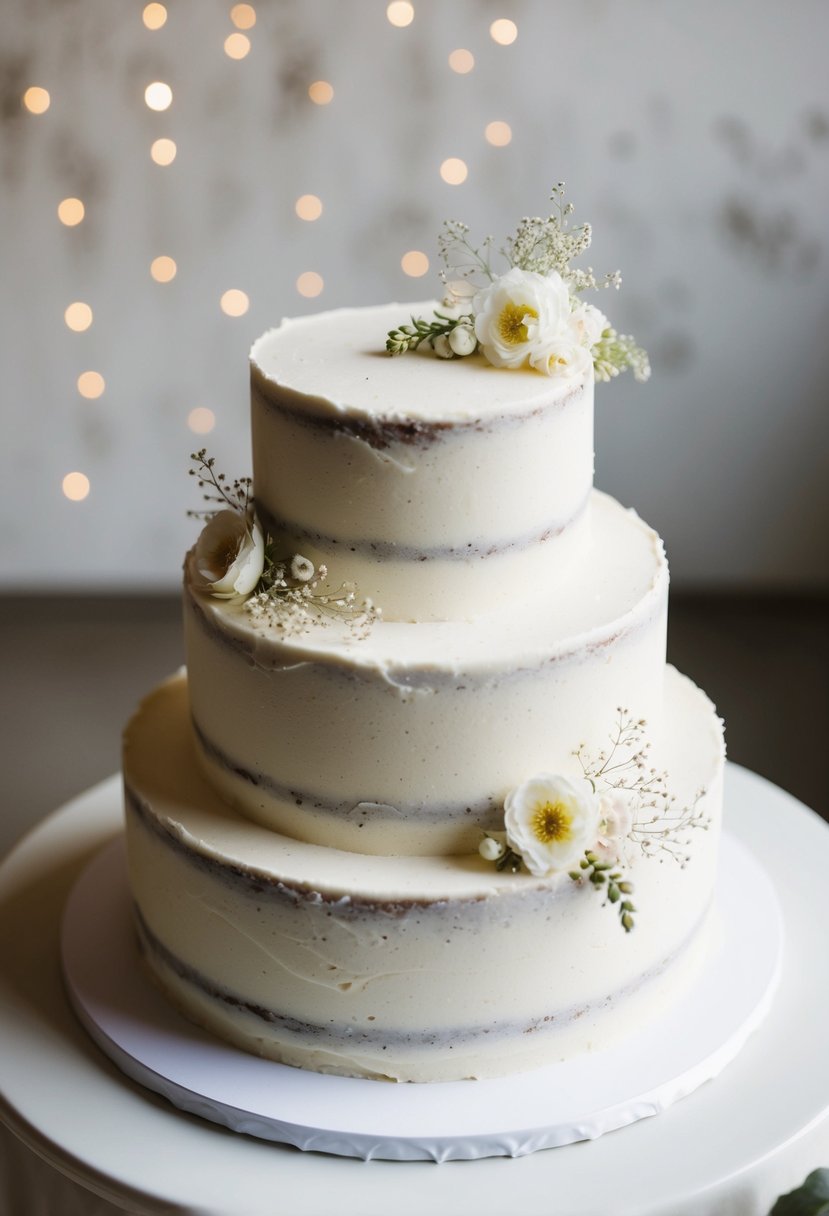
[252,493,589,564]
[133,901,703,1049]
[251,377,586,451]
[191,716,504,828]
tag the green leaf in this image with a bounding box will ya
[771,1169,829,1215]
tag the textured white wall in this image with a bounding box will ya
[1,0,828,589]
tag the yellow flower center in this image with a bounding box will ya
[531,800,572,844]
[497,302,537,345]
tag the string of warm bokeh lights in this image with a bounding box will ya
[21,3,519,504]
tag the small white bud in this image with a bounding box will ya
[433,333,453,359]
[291,554,315,582]
[448,324,477,357]
[479,836,506,862]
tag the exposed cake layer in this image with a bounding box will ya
[250,304,594,621]
[123,665,724,1083]
[184,491,669,856]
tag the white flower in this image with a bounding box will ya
[529,338,593,380]
[504,773,599,877]
[473,267,572,371]
[448,324,477,357]
[593,789,636,864]
[433,333,453,359]
[291,554,315,582]
[194,510,264,599]
[570,301,609,351]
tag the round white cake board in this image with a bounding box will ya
[61,832,782,1162]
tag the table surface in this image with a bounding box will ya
[1,763,828,1216]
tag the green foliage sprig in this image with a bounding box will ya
[569,852,636,932]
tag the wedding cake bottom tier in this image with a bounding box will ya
[123,667,724,1082]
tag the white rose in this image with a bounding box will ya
[593,789,636,864]
[504,773,600,877]
[529,338,593,381]
[570,301,609,351]
[473,267,571,370]
[194,510,265,599]
[448,324,477,357]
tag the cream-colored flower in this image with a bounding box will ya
[529,338,593,380]
[473,267,571,370]
[194,510,264,599]
[448,323,477,357]
[570,300,609,351]
[433,333,453,359]
[593,789,636,864]
[504,774,599,876]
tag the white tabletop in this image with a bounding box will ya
[1,763,828,1216]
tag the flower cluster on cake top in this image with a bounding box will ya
[386,183,650,383]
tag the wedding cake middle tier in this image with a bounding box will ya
[184,489,667,857]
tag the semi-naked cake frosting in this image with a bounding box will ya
[123,301,725,1083]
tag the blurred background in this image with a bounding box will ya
[1,0,827,856]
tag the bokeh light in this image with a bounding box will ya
[22,87,50,114]
[57,197,85,226]
[490,18,518,45]
[62,472,90,502]
[295,194,323,221]
[231,4,256,29]
[224,32,250,59]
[188,407,216,434]
[401,251,429,277]
[387,1,414,27]
[142,4,167,30]
[77,371,105,399]
[144,81,172,111]
[448,49,474,74]
[485,120,512,146]
[440,157,468,185]
[296,272,324,298]
[150,255,177,282]
[151,138,177,165]
[220,289,249,316]
[308,80,334,105]
[64,302,93,332]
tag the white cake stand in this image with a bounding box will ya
[60,824,783,1163]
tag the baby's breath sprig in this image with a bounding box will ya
[188,449,253,521]
[246,547,380,639]
[575,709,711,868]
[437,220,496,289]
[569,852,636,932]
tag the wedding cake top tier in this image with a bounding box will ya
[250,304,594,622]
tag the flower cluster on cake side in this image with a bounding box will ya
[479,712,711,932]
[188,449,379,636]
[386,183,650,383]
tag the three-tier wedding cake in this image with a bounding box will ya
[123,202,725,1083]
